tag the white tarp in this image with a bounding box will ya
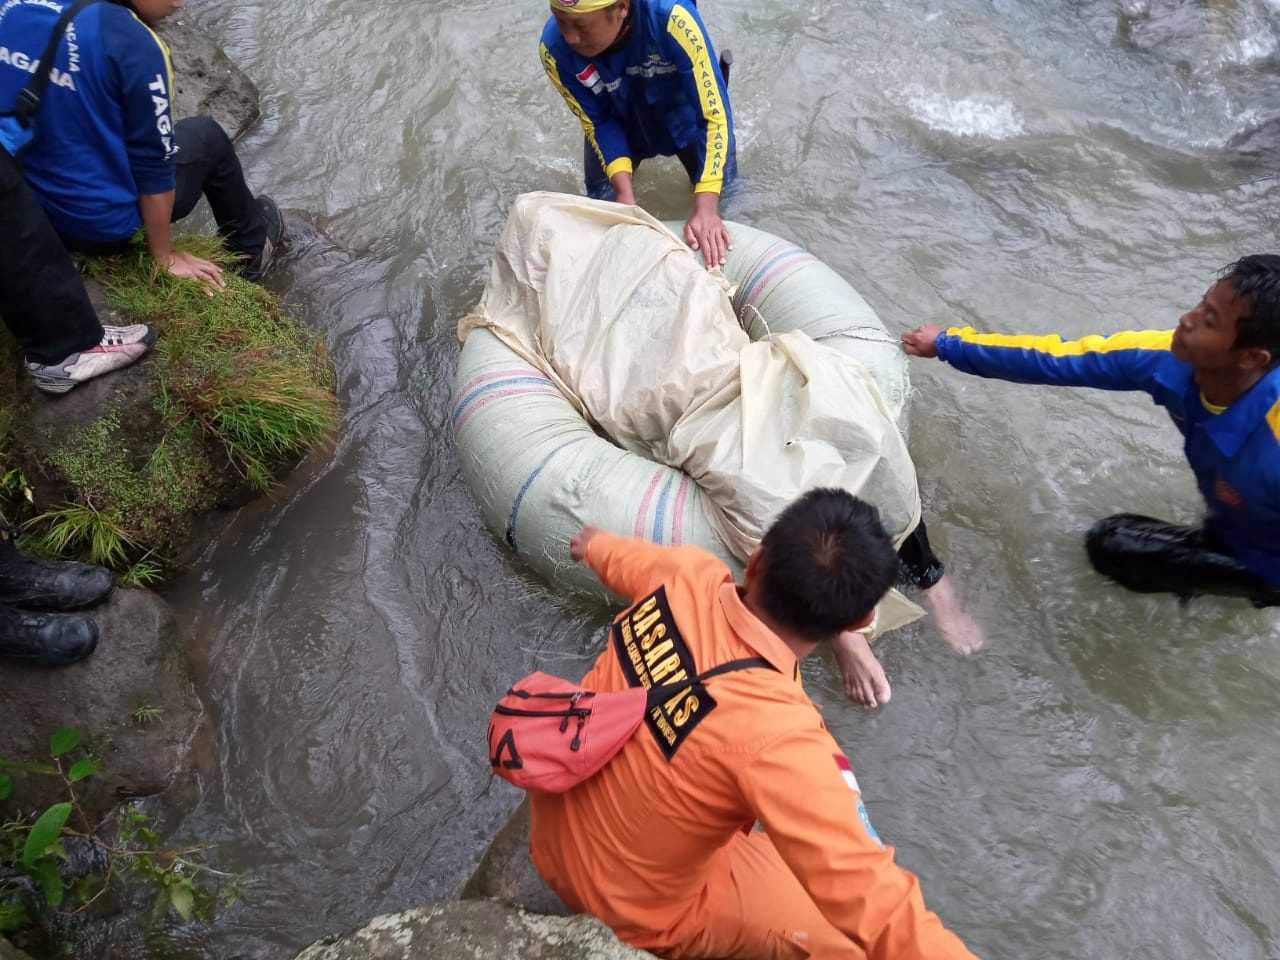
[459,192,923,627]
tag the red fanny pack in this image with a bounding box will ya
[487,657,770,793]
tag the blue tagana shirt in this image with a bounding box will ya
[539,0,733,194]
[934,326,1280,585]
[0,0,176,242]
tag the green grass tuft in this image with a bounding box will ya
[28,503,137,570]
[1,232,337,577]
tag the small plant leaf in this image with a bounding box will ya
[168,880,194,921]
[0,774,11,800]
[67,758,101,782]
[22,802,72,865]
[30,857,65,907]
[49,728,82,757]
[0,899,30,932]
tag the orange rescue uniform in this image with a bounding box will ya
[530,531,978,960]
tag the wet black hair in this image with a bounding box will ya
[1222,254,1280,369]
[756,488,899,643]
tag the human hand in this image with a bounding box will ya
[161,251,225,291]
[684,205,732,269]
[569,525,602,562]
[900,324,944,357]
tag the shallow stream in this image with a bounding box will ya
[161,0,1280,956]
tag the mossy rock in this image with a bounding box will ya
[0,235,337,582]
[294,901,657,960]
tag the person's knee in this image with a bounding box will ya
[1083,513,1172,588]
[175,115,234,158]
[1084,513,1169,571]
[1084,514,1127,569]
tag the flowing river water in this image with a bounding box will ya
[153,0,1280,956]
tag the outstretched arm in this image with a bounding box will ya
[571,527,708,602]
[539,40,634,198]
[665,2,733,267]
[902,323,1175,392]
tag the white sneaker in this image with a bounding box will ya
[25,324,158,395]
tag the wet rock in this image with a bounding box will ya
[160,17,259,139]
[1115,0,1202,51]
[294,900,656,960]
[460,799,570,917]
[315,801,652,959]
[0,588,213,827]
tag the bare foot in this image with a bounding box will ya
[920,574,984,654]
[832,630,891,707]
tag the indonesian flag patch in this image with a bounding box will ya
[575,63,603,93]
[834,754,883,848]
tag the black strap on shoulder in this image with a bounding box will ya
[4,0,104,125]
[693,656,773,683]
[643,656,774,709]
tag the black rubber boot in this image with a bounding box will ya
[0,526,113,611]
[1085,513,1276,604]
[0,605,98,666]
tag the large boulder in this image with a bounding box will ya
[295,900,656,960]
[0,588,213,827]
[160,16,260,140]
[461,799,570,918]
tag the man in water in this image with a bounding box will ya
[900,254,1280,606]
[530,488,979,959]
[539,0,736,268]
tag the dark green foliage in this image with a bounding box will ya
[1,727,235,945]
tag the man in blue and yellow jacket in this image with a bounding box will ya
[901,254,1280,607]
[539,0,736,268]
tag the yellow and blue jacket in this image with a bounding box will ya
[934,327,1280,585]
[539,0,733,194]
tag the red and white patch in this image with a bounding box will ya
[834,753,882,846]
[575,64,602,92]
[833,753,860,793]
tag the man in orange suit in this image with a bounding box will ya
[529,489,978,959]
